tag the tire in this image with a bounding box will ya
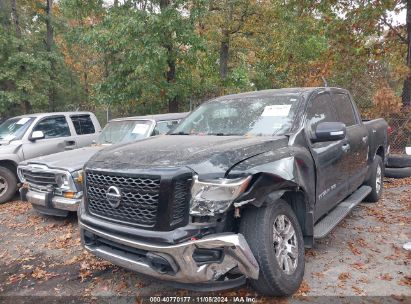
[385,167,411,179]
[239,199,305,296]
[0,166,17,204]
[364,155,383,203]
[386,154,411,168]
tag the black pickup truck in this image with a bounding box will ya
[78,87,389,296]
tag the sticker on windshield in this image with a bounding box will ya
[16,117,30,125]
[132,124,149,134]
[261,105,291,117]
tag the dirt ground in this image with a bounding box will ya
[0,178,410,303]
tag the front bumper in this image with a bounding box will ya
[79,220,259,286]
[20,188,80,212]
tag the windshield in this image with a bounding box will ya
[0,117,35,141]
[171,94,300,136]
[97,120,153,144]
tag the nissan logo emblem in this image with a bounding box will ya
[106,186,122,208]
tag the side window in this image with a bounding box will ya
[153,120,180,135]
[306,93,338,133]
[333,94,357,127]
[33,116,71,139]
[70,115,95,135]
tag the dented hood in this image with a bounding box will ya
[86,135,289,176]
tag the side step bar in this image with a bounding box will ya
[314,185,372,239]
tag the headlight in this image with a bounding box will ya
[55,173,70,189]
[189,175,252,216]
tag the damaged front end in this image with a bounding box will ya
[80,219,259,290]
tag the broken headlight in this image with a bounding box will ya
[189,175,252,216]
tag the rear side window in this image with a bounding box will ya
[33,116,71,138]
[333,94,357,127]
[306,93,338,133]
[71,115,95,135]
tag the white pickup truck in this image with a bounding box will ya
[0,112,101,203]
[18,113,187,216]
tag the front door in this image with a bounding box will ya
[22,115,76,159]
[305,91,349,220]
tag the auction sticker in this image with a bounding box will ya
[261,104,291,117]
[132,123,149,134]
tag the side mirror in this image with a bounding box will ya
[313,122,346,142]
[30,130,45,141]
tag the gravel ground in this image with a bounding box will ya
[0,178,410,303]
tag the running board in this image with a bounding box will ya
[314,186,371,239]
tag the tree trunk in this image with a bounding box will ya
[11,0,31,113]
[402,0,411,107]
[46,0,55,111]
[219,30,230,81]
[160,0,179,112]
[11,0,21,41]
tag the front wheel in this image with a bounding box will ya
[0,166,17,204]
[239,199,305,296]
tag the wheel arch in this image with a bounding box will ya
[375,145,385,162]
[239,186,314,248]
[0,160,18,176]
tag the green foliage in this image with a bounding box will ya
[0,0,407,119]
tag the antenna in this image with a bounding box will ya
[321,76,328,87]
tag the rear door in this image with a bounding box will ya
[22,115,76,159]
[69,114,98,147]
[305,91,348,219]
[332,92,368,194]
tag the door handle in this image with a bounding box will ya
[64,140,76,150]
[362,136,368,143]
[65,140,76,146]
[342,143,350,153]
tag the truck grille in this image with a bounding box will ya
[86,172,161,227]
[85,171,192,229]
[21,169,57,188]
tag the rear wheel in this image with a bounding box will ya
[364,155,383,202]
[0,166,17,204]
[240,199,305,296]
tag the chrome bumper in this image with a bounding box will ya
[79,221,259,284]
[26,190,80,212]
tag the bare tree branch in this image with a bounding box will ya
[382,16,407,44]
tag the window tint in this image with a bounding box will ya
[153,120,180,135]
[333,94,357,126]
[33,116,71,138]
[306,93,338,133]
[71,115,95,135]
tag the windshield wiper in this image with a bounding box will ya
[169,131,191,135]
[208,133,241,136]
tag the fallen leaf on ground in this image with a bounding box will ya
[338,272,352,281]
[348,241,361,255]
